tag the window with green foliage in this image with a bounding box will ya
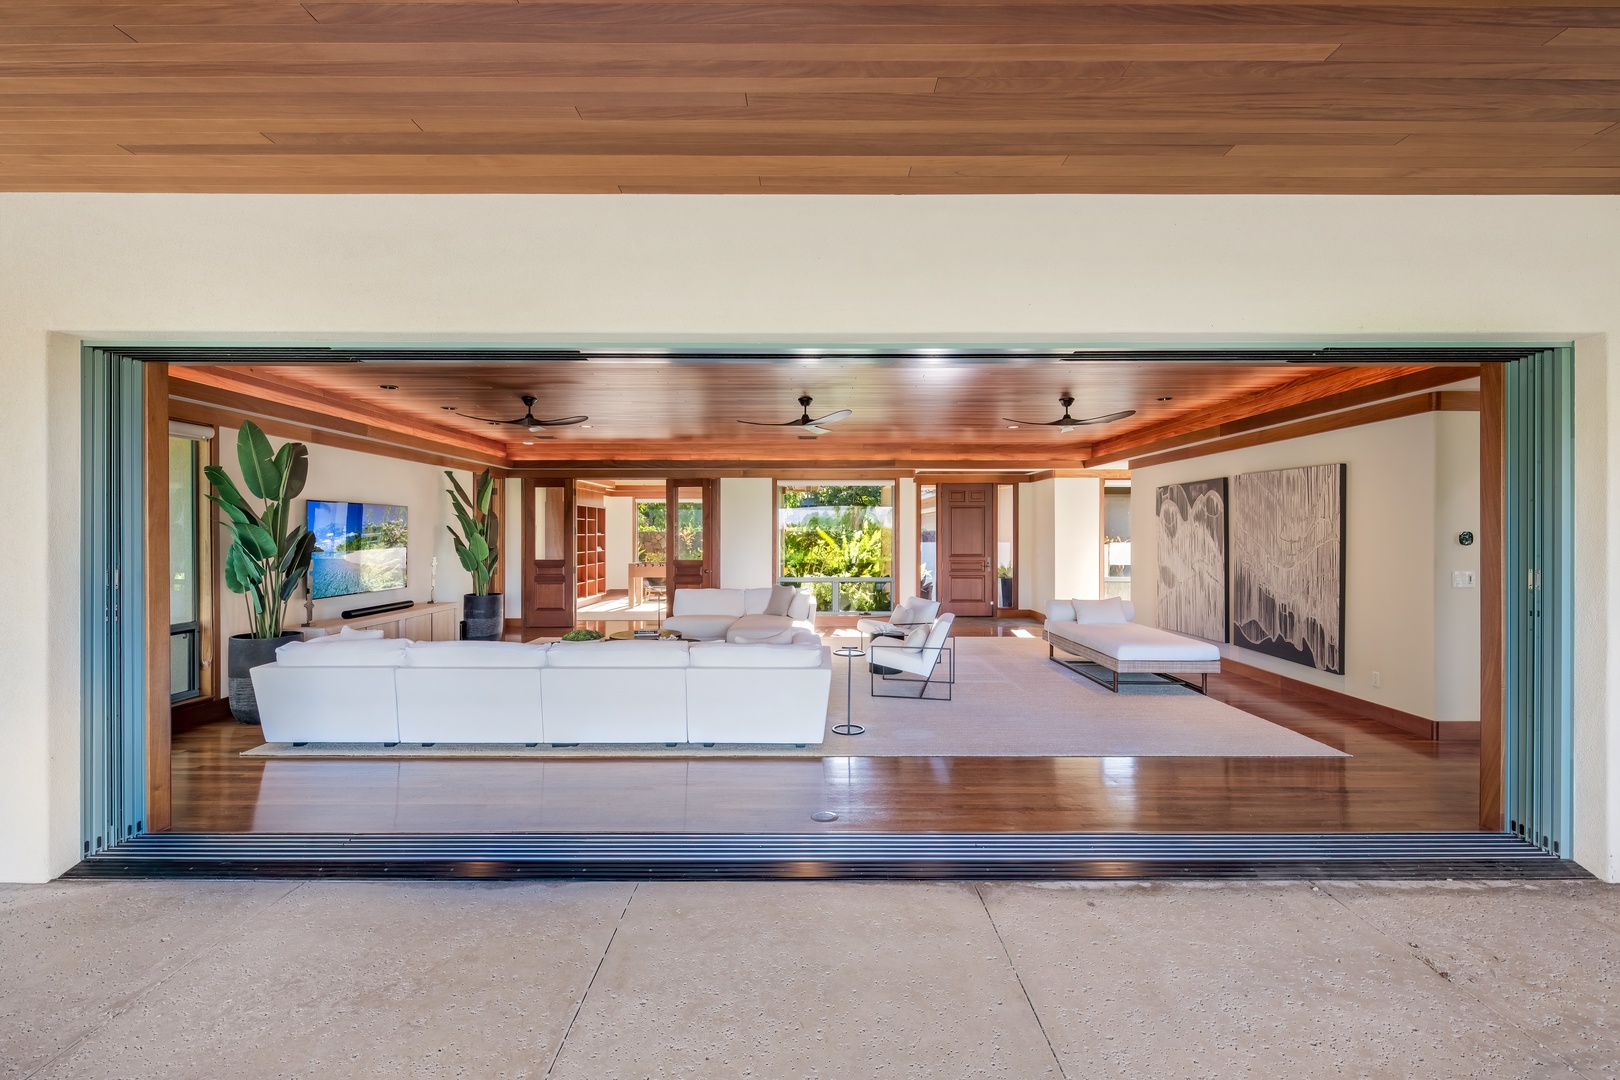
[635,497,703,563]
[778,482,895,612]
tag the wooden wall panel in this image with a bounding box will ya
[143,361,172,833]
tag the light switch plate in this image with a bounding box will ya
[1453,570,1478,588]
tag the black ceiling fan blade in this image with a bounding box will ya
[528,415,589,428]
[806,409,853,425]
[1070,409,1138,425]
[1002,416,1071,427]
[738,418,805,428]
[452,411,530,425]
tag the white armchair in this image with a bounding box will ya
[868,613,955,700]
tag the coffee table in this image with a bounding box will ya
[607,628,683,641]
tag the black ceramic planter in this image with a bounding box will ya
[999,577,1013,609]
[227,632,303,725]
[462,593,504,641]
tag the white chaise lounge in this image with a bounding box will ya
[251,636,833,745]
[1044,598,1221,693]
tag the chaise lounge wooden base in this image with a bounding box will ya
[1044,630,1221,695]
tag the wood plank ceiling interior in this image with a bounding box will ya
[167,356,1479,469]
[3,2,1618,193]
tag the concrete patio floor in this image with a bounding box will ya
[2,879,1615,1079]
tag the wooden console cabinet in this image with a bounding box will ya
[291,601,459,642]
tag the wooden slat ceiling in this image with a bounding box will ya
[169,356,1464,467]
[2,2,1618,193]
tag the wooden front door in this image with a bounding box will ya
[522,478,575,628]
[937,483,996,617]
[665,479,720,617]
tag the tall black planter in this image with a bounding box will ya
[999,577,1013,609]
[462,593,504,641]
[227,632,302,725]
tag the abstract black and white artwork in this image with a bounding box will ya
[1156,479,1228,642]
[1230,464,1346,674]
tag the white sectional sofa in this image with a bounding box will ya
[250,636,833,746]
[1044,598,1222,693]
[661,586,817,643]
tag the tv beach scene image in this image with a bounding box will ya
[307,501,408,600]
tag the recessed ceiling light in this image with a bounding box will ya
[580,424,593,429]
[1157,396,1173,401]
[379,384,398,390]
[442,405,457,410]
[1007,424,1020,429]
[522,440,534,445]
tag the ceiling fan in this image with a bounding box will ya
[448,394,588,431]
[738,395,852,436]
[1004,395,1136,433]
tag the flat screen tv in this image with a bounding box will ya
[306,501,408,600]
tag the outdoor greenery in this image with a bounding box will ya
[636,499,702,562]
[779,485,894,612]
[445,468,500,596]
[205,420,316,640]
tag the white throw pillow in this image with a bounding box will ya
[742,587,774,615]
[1071,597,1129,624]
[901,623,931,647]
[1045,600,1077,623]
[764,583,797,617]
[787,589,813,621]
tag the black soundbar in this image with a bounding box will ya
[340,600,416,620]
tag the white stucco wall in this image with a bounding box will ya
[208,425,474,637]
[717,477,775,590]
[1132,411,1461,723]
[2,193,1617,881]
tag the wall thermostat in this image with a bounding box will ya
[1458,531,1475,547]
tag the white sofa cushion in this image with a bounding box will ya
[1049,621,1219,662]
[724,613,800,644]
[403,640,549,668]
[672,588,745,617]
[546,640,692,667]
[743,586,774,615]
[1045,599,1077,622]
[661,614,738,642]
[688,642,826,668]
[274,638,408,667]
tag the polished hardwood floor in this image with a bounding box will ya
[171,620,1480,835]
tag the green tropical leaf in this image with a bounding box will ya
[467,530,489,563]
[236,421,281,500]
[484,506,500,563]
[278,530,316,577]
[475,470,495,514]
[224,544,264,594]
[281,443,309,501]
[445,471,474,513]
[203,466,258,524]
[237,522,278,561]
[448,529,478,573]
[207,492,253,529]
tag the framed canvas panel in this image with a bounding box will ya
[1229,464,1347,674]
[1156,478,1229,643]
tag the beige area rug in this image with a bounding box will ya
[244,636,1347,760]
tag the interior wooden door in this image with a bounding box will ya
[665,479,720,617]
[937,483,996,617]
[522,478,575,628]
